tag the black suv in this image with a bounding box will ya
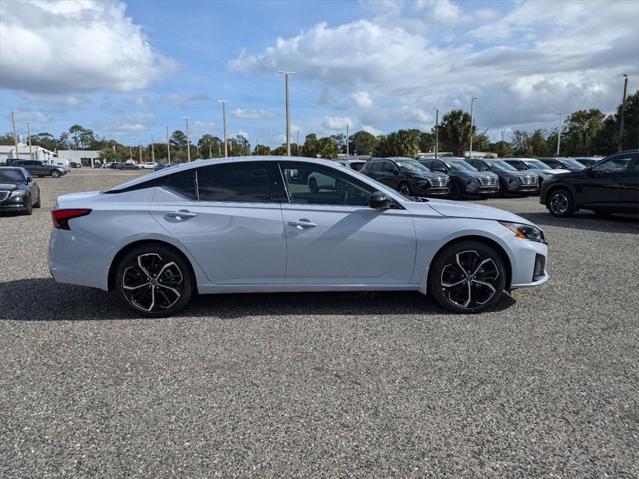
[0,166,41,215]
[465,158,539,196]
[360,157,449,197]
[540,150,639,217]
[11,160,66,178]
[419,158,498,200]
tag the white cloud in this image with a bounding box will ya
[351,91,374,108]
[362,125,383,136]
[231,108,274,120]
[322,116,353,131]
[231,1,638,132]
[0,0,176,93]
[415,0,464,24]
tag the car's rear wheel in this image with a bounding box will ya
[428,241,507,314]
[51,169,61,178]
[115,245,193,317]
[448,181,464,200]
[398,182,412,196]
[547,188,574,217]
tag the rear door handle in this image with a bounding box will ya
[165,210,198,221]
[288,219,317,229]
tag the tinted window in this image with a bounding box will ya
[381,161,396,173]
[592,154,635,173]
[197,162,275,202]
[166,169,197,200]
[281,162,374,206]
[0,169,25,182]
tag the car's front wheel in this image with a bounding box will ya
[398,182,412,196]
[428,241,507,314]
[547,188,574,217]
[115,245,194,317]
[51,169,61,178]
[448,181,464,200]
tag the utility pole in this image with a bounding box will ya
[129,146,132,161]
[278,71,295,156]
[346,123,350,156]
[184,117,191,162]
[619,73,628,151]
[166,126,171,164]
[11,111,19,161]
[433,108,439,158]
[208,140,212,158]
[296,130,300,155]
[469,97,478,158]
[218,100,229,157]
[150,132,155,163]
[26,121,33,159]
[556,114,562,156]
[138,140,142,163]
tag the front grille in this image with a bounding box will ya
[520,175,538,186]
[479,176,497,186]
[0,191,9,202]
[429,177,448,187]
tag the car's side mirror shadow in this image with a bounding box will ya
[369,191,390,209]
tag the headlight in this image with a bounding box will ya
[499,222,546,243]
[9,190,26,197]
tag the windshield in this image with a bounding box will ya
[395,159,431,174]
[490,160,517,171]
[446,159,478,171]
[524,160,550,169]
[559,158,586,170]
[0,169,25,183]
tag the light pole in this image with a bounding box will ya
[138,140,142,163]
[278,71,295,156]
[218,100,230,157]
[11,111,19,161]
[166,126,171,164]
[129,146,132,162]
[184,117,191,162]
[346,123,349,156]
[469,97,478,158]
[556,114,562,156]
[619,73,628,151]
[26,121,33,159]
[433,108,439,158]
[149,132,155,163]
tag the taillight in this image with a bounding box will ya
[51,209,92,229]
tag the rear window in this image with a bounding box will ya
[196,162,275,203]
[166,170,197,200]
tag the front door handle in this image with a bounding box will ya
[288,219,317,229]
[165,210,198,221]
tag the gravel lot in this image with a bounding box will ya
[1,169,638,478]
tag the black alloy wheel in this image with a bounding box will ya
[115,245,193,317]
[547,188,574,217]
[429,240,507,314]
[398,182,412,196]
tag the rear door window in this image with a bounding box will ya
[166,170,197,200]
[196,162,279,203]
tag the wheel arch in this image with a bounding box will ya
[107,239,198,292]
[544,182,575,205]
[427,235,513,291]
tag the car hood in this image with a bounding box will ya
[411,198,531,224]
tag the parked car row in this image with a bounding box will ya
[9,160,67,178]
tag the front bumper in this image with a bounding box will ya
[0,196,28,211]
[466,182,499,195]
[507,236,549,289]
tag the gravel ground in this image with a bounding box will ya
[1,170,638,478]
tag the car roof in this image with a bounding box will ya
[106,156,353,192]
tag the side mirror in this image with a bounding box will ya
[369,191,390,209]
[393,168,400,176]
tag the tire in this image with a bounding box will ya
[547,188,575,217]
[398,182,412,196]
[23,195,33,215]
[33,191,41,208]
[115,244,194,317]
[309,177,318,193]
[428,240,507,314]
[448,181,464,200]
[51,169,61,178]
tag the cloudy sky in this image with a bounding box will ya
[1,0,638,147]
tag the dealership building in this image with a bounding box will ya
[57,150,102,167]
[0,144,56,165]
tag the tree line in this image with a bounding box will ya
[2,90,636,161]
